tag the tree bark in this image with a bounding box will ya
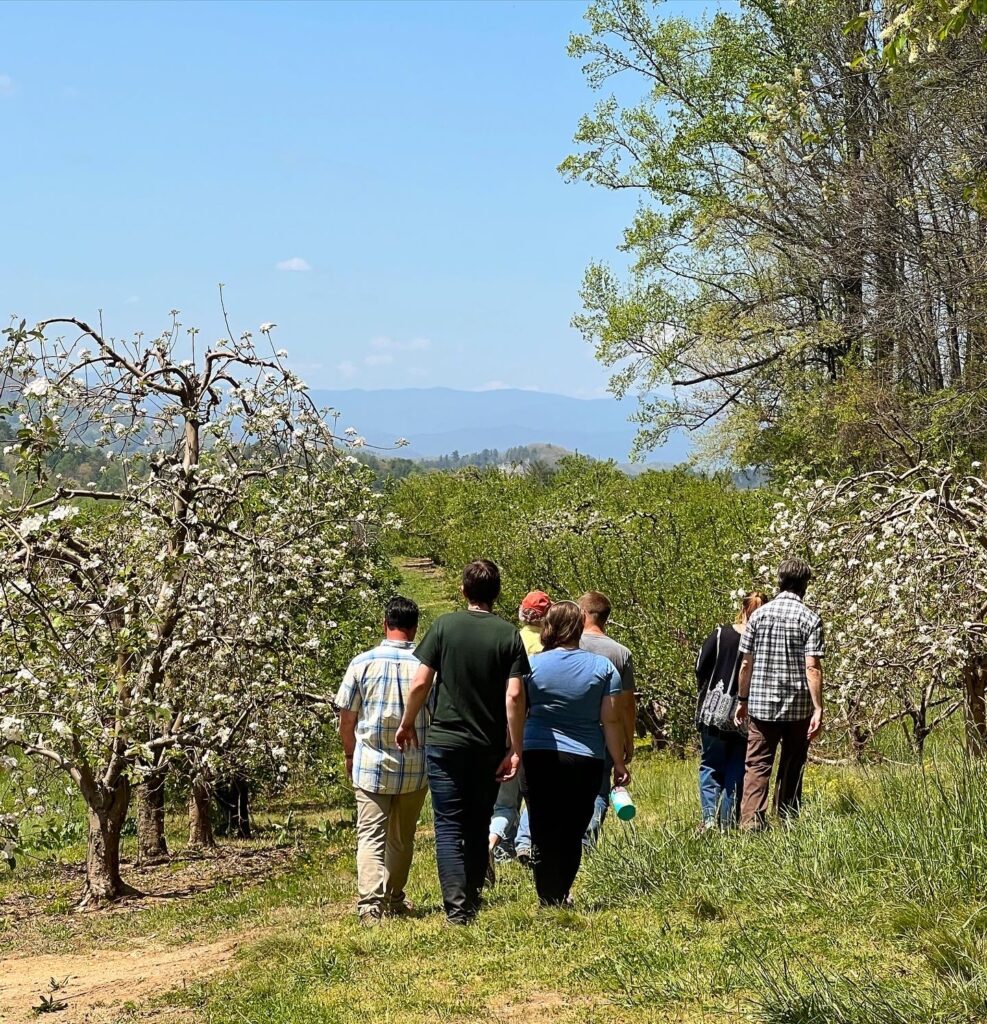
[188,777,216,849]
[83,779,137,904]
[136,769,169,864]
[964,655,987,756]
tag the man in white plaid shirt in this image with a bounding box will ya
[336,596,429,925]
[735,557,824,829]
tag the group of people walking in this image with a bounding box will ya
[336,554,824,926]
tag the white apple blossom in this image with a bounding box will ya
[0,313,393,901]
[736,463,987,756]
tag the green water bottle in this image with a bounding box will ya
[609,785,636,821]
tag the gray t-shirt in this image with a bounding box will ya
[580,632,635,693]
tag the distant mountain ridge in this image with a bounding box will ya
[308,387,689,464]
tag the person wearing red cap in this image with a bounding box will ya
[486,590,553,882]
[518,590,552,656]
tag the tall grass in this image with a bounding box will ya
[578,753,987,1021]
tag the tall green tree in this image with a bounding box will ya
[563,0,987,473]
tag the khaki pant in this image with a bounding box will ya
[739,717,811,830]
[354,786,428,916]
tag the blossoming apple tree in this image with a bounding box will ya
[0,311,396,902]
[738,463,987,755]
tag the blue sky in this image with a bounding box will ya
[0,0,715,398]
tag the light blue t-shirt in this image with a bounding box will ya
[523,648,623,759]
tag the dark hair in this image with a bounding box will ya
[540,600,585,651]
[385,595,419,631]
[578,591,611,626]
[778,557,812,598]
[462,559,501,605]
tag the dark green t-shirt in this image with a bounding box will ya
[415,610,530,751]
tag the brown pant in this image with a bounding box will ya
[354,787,428,916]
[739,717,811,829]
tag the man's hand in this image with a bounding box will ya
[613,763,630,787]
[344,754,354,781]
[496,750,520,782]
[735,702,749,728]
[395,722,419,751]
[807,707,824,742]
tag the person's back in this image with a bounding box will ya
[525,648,619,759]
[520,601,628,908]
[395,559,529,925]
[736,558,824,829]
[336,596,429,926]
[577,592,636,846]
[580,632,633,688]
[743,594,822,722]
[420,609,527,750]
[518,590,551,657]
[343,640,427,792]
[520,623,543,656]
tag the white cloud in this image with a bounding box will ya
[336,361,358,380]
[0,75,15,98]
[276,256,312,272]
[369,335,431,353]
[364,353,393,367]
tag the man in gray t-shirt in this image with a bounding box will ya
[578,592,636,845]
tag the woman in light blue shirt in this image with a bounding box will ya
[522,601,630,906]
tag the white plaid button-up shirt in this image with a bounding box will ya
[739,592,824,722]
[335,639,429,794]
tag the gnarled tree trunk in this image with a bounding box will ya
[136,768,169,864]
[188,776,216,849]
[83,779,137,905]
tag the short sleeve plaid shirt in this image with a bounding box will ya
[738,592,824,722]
[335,639,429,795]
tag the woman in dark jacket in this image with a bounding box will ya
[695,592,765,828]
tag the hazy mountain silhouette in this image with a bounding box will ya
[308,387,689,463]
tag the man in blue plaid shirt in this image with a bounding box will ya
[336,596,429,926]
[735,557,824,829]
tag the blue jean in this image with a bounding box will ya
[426,745,502,924]
[515,805,531,854]
[698,726,747,827]
[489,777,521,858]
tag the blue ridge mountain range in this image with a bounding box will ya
[307,387,689,465]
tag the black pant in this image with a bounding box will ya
[522,749,603,906]
[425,745,502,924]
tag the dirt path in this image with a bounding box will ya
[0,936,250,1023]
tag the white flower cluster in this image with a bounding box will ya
[734,464,987,752]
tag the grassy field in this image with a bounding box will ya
[3,562,987,1022]
[6,752,987,1023]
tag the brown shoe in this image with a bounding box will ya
[359,909,382,928]
[386,899,414,917]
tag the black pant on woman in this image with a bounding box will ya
[522,749,604,906]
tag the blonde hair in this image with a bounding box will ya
[736,591,766,625]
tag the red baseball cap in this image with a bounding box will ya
[520,591,552,619]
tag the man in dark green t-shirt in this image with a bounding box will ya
[396,559,528,925]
